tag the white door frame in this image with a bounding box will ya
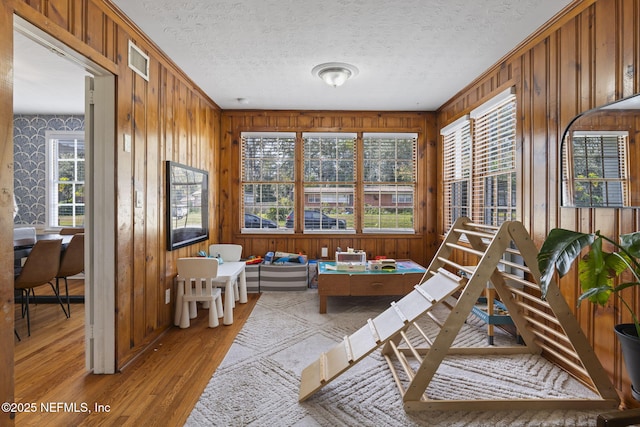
[14,16,116,373]
[85,75,116,373]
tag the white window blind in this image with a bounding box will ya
[301,133,356,232]
[363,133,417,233]
[441,117,470,230]
[240,132,296,232]
[471,91,517,226]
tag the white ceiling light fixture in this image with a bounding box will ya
[312,62,359,88]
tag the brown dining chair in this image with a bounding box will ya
[56,233,85,316]
[14,238,65,336]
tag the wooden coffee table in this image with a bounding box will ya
[317,260,427,313]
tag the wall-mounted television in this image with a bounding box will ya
[166,161,209,251]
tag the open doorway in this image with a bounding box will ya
[13,16,115,373]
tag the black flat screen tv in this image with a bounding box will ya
[166,161,209,251]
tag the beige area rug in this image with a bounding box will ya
[187,290,605,426]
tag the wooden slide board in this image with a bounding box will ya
[299,268,465,401]
[299,218,620,412]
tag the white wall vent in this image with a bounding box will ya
[128,40,149,81]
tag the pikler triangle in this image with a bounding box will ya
[299,217,620,411]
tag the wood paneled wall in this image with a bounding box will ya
[0,2,15,423]
[438,0,640,407]
[219,110,438,267]
[0,2,220,408]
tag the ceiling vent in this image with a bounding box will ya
[128,40,149,81]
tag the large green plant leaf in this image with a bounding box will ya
[537,228,595,299]
[578,241,631,306]
[620,231,640,258]
[577,285,612,306]
[538,229,640,337]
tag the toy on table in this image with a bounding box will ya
[196,250,223,264]
[245,256,263,265]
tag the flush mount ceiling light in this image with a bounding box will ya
[312,62,359,87]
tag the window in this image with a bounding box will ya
[241,132,295,231]
[442,88,517,230]
[471,90,517,226]
[441,116,471,230]
[240,131,418,233]
[301,133,355,231]
[363,133,417,233]
[563,131,629,207]
[47,131,85,227]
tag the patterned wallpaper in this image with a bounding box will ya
[13,115,85,225]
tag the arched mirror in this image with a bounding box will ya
[561,93,640,208]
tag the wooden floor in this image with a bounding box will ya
[14,279,259,426]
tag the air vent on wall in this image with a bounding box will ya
[128,40,149,81]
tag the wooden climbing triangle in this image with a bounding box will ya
[299,217,620,411]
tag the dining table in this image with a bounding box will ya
[13,233,84,304]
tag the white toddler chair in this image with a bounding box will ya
[175,257,223,328]
[209,244,243,299]
[209,244,243,262]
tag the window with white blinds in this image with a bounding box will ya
[441,118,471,230]
[241,132,295,231]
[302,133,355,231]
[241,131,419,234]
[470,90,517,226]
[362,133,417,233]
[441,88,517,230]
[564,131,629,207]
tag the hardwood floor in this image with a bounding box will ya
[14,279,259,426]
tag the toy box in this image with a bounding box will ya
[259,262,308,291]
[244,263,260,293]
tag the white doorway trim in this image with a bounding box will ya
[85,75,116,374]
[14,15,116,373]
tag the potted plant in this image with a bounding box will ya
[537,228,640,400]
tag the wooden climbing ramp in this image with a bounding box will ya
[299,217,620,411]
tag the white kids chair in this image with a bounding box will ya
[175,257,223,328]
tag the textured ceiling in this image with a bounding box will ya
[15,0,574,113]
[110,0,572,110]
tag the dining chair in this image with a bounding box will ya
[14,238,65,336]
[56,233,85,316]
[175,257,223,328]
